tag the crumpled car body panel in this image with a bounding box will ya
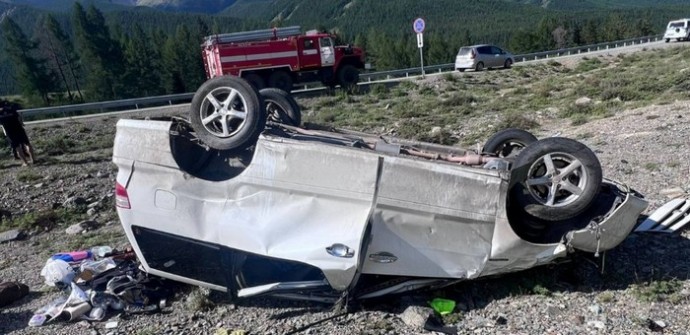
[112,119,647,299]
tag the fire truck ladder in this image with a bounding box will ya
[205,26,302,45]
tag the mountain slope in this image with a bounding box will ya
[0,0,240,13]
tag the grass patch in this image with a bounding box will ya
[632,279,682,303]
[0,207,86,233]
[597,291,615,303]
[643,162,659,171]
[576,57,604,72]
[17,169,43,183]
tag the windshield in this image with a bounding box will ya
[669,22,687,28]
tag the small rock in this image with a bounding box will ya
[430,126,442,137]
[575,96,592,106]
[495,315,507,325]
[572,315,585,325]
[620,159,629,164]
[63,196,87,209]
[0,229,24,243]
[399,305,433,330]
[65,220,98,235]
[587,320,605,329]
[65,223,86,235]
[588,304,602,315]
[647,319,666,332]
[87,201,100,209]
[34,183,43,188]
[105,321,118,329]
[87,208,97,217]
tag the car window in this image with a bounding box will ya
[669,22,686,28]
[457,47,472,56]
[477,46,491,54]
[490,46,503,54]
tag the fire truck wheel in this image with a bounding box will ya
[268,71,294,92]
[337,64,359,91]
[190,76,266,151]
[259,88,301,126]
[244,73,266,90]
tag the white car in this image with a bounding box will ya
[112,77,647,302]
[664,18,690,43]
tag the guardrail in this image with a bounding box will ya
[18,34,664,119]
[360,34,664,81]
[20,93,194,119]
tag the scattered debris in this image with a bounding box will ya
[30,245,173,327]
[429,298,456,315]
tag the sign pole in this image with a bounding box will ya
[413,18,426,78]
[418,34,425,77]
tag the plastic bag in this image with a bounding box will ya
[40,259,75,287]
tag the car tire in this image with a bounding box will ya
[244,73,266,90]
[504,59,513,69]
[190,76,266,151]
[268,70,293,93]
[259,88,301,126]
[337,64,359,91]
[665,38,670,43]
[482,128,537,158]
[457,68,466,72]
[510,137,602,221]
[475,62,484,71]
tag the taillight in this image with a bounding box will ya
[115,182,131,209]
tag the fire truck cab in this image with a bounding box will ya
[202,26,366,92]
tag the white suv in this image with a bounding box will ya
[664,18,690,43]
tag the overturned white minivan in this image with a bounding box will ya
[112,77,648,303]
[664,18,690,43]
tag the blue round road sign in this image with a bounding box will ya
[413,18,425,33]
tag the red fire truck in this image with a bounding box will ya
[201,26,367,92]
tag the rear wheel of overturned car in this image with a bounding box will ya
[475,62,485,71]
[190,76,266,151]
[259,88,301,126]
[482,128,537,158]
[510,137,602,221]
[268,70,294,93]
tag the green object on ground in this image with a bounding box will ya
[430,298,456,315]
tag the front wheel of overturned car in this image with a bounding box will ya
[259,88,301,126]
[190,76,266,151]
[482,128,537,158]
[510,137,602,221]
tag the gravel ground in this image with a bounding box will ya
[2,87,690,334]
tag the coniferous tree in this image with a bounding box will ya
[123,25,164,97]
[34,14,84,103]
[1,17,55,105]
[72,3,125,101]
